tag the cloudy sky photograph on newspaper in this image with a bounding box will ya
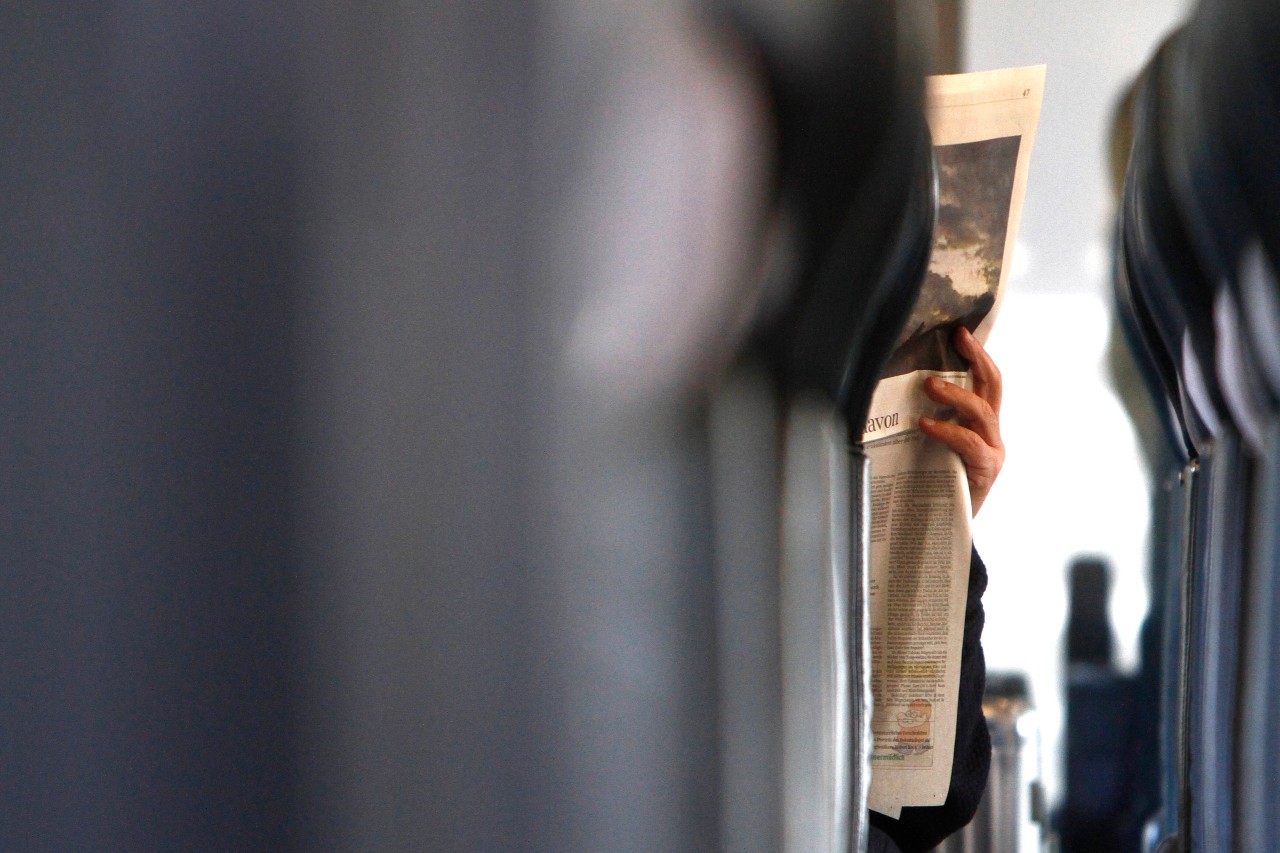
[865,65,1044,818]
[880,135,1020,377]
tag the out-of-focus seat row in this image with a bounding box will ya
[2,1,939,850]
[1112,1,1280,849]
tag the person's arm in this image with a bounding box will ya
[869,328,1004,851]
[918,326,1005,516]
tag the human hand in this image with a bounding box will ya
[917,326,1004,516]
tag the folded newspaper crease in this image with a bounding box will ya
[865,64,1045,818]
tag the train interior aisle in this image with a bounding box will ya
[3,1,1275,851]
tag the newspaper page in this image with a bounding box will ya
[866,65,1044,817]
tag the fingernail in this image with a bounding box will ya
[919,416,934,427]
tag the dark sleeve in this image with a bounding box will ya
[868,546,991,853]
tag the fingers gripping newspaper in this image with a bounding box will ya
[865,66,1044,817]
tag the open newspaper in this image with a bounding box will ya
[865,65,1044,818]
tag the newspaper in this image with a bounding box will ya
[865,65,1044,817]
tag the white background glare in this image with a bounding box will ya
[965,0,1192,809]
